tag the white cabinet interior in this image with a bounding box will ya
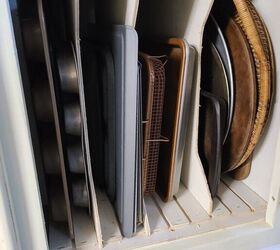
[0,0,280,249]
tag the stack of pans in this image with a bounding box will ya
[21,13,74,228]
[139,38,196,202]
[57,44,89,210]
[199,0,275,197]
[20,0,91,240]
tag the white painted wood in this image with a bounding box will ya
[175,184,210,222]
[143,199,151,236]
[0,1,48,249]
[223,177,267,211]
[144,196,169,233]
[142,211,276,250]
[126,0,139,27]
[72,208,98,249]
[0,144,18,250]
[153,194,190,229]
[244,0,280,202]
[212,197,231,217]
[180,0,214,214]
[217,182,252,214]
[101,207,267,250]
[95,189,122,243]
[266,133,280,225]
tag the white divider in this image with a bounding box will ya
[144,196,169,233]
[180,0,215,214]
[95,189,122,243]
[67,0,103,247]
[175,184,209,223]
[153,194,190,229]
[242,0,280,202]
[136,0,214,214]
[95,0,139,27]
[142,200,151,236]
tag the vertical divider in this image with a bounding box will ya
[143,200,151,236]
[126,0,140,27]
[180,0,215,214]
[37,0,75,238]
[67,0,103,247]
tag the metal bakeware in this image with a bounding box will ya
[72,178,89,207]
[200,40,228,197]
[63,102,81,136]
[57,45,79,94]
[67,142,85,174]
[140,38,195,201]
[165,39,196,200]
[139,52,167,196]
[99,47,116,202]
[206,16,234,143]
[37,0,74,237]
[149,39,196,201]
[230,0,274,175]
[198,91,226,197]
[222,17,257,173]
[112,25,138,237]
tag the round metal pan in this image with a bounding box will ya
[63,102,81,136]
[199,90,226,197]
[71,178,89,207]
[67,141,85,174]
[57,44,79,93]
[201,41,228,137]
[207,16,234,143]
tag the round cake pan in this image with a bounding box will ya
[67,142,85,174]
[72,178,89,208]
[57,44,79,93]
[63,102,81,136]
